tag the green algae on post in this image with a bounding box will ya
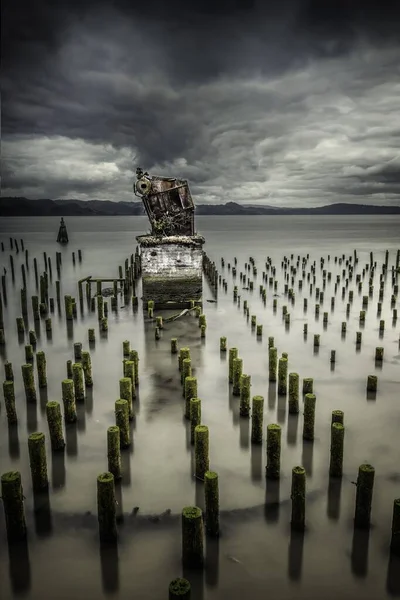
[190,398,201,445]
[81,351,93,386]
[3,380,18,424]
[88,328,95,343]
[220,336,227,351]
[107,426,122,480]
[268,347,278,382]
[194,425,209,480]
[181,506,204,568]
[28,432,48,491]
[375,347,384,361]
[239,373,251,417]
[251,395,264,444]
[72,363,85,401]
[277,356,288,395]
[97,472,117,542]
[288,373,299,414]
[354,464,375,529]
[119,377,133,420]
[123,340,130,357]
[291,466,306,531]
[266,423,281,479]
[36,351,47,388]
[181,358,192,388]
[184,376,197,419]
[205,471,219,537]
[169,578,191,599]
[74,342,82,360]
[171,338,178,354]
[1,471,27,542]
[303,394,316,441]
[46,401,66,451]
[232,357,243,396]
[21,363,37,402]
[66,359,73,379]
[62,379,77,423]
[329,422,345,478]
[128,350,139,385]
[390,498,400,556]
[64,295,73,320]
[5,360,14,381]
[228,347,238,383]
[115,399,130,448]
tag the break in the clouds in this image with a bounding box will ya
[1,0,400,206]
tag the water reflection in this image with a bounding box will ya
[99,540,120,594]
[115,481,124,523]
[239,417,250,449]
[277,394,286,424]
[65,423,78,456]
[195,479,205,513]
[8,423,20,459]
[267,382,276,411]
[229,389,240,425]
[66,320,74,340]
[287,414,298,446]
[250,444,263,482]
[351,527,370,578]
[33,487,53,538]
[39,387,48,414]
[288,529,305,581]
[121,448,132,487]
[327,478,342,520]
[205,536,220,588]
[386,554,400,596]
[52,450,66,490]
[264,478,280,523]
[182,567,204,600]
[76,404,86,432]
[26,402,38,433]
[8,538,31,595]
[302,440,314,477]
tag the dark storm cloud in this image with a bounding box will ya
[1,0,400,205]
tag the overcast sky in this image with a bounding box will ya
[2,0,400,206]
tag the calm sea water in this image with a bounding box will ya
[0,215,399,600]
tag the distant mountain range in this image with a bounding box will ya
[1,197,400,216]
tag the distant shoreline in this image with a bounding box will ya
[1,197,400,216]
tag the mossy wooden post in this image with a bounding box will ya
[107,426,122,480]
[288,372,299,414]
[181,358,192,387]
[239,373,251,417]
[329,422,344,478]
[25,345,33,362]
[269,347,277,382]
[367,375,377,392]
[46,401,65,451]
[266,424,281,479]
[171,338,178,354]
[169,578,191,599]
[66,359,73,379]
[97,296,104,321]
[119,377,133,420]
[36,351,47,388]
[228,347,238,383]
[64,295,73,320]
[232,357,243,396]
[128,350,139,385]
[220,336,227,351]
[72,363,85,401]
[16,316,25,335]
[194,425,209,480]
[331,410,344,425]
[291,466,306,531]
[88,328,95,343]
[29,330,37,346]
[277,356,288,395]
[28,432,48,491]
[81,351,93,387]
[3,380,18,424]
[205,471,219,537]
[390,498,400,556]
[182,506,204,568]
[303,394,316,441]
[97,472,117,542]
[74,342,82,360]
[122,340,130,357]
[5,360,14,381]
[62,379,77,423]
[184,376,197,419]
[115,399,130,448]
[190,398,201,445]
[354,464,375,529]
[302,378,313,395]
[251,395,264,443]
[22,363,37,402]
[1,471,27,542]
